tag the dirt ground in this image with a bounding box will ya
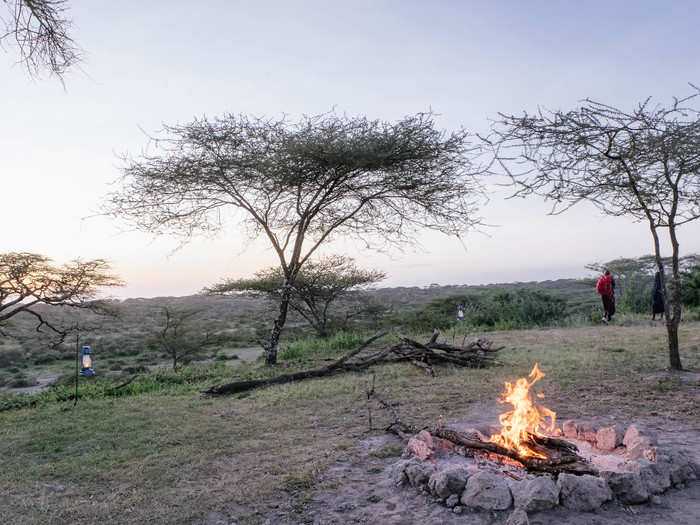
[254,405,700,525]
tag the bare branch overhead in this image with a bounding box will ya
[1,0,81,80]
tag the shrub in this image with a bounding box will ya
[8,372,38,388]
[682,266,700,307]
[0,348,24,368]
[617,275,653,314]
[279,331,366,361]
[395,288,567,331]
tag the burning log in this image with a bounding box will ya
[376,402,599,476]
[201,330,502,396]
[370,363,599,477]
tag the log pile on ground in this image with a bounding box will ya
[201,330,502,396]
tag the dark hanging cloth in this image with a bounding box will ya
[651,272,665,315]
[602,293,616,319]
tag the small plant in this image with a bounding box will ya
[369,444,404,458]
[279,331,366,361]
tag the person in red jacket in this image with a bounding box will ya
[596,270,616,323]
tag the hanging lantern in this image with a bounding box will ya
[80,346,95,376]
[457,305,465,321]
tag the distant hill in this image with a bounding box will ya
[1,278,600,358]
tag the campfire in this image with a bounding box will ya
[379,364,699,517]
[489,363,557,460]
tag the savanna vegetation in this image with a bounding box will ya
[2,255,698,399]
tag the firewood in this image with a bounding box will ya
[371,392,598,477]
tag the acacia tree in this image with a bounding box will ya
[106,112,483,364]
[207,255,386,338]
[152,306,211,371]
[0,0,80,79]
[485,86,700,370]
[0,252,122,340]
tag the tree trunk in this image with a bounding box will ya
[648,220,683,371]
[264,281,293,365]
[667,221,683,370]
[665,318,682,370]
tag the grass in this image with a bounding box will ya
[278,331,368,361]
[0,322,699,523]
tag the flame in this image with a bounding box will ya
[489,363,556,459]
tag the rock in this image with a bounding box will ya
[627,438,657,461]
[431,436,457,455]
[407,437,433,461]
[405,460,436,488]
[390,459,412,487]
[557,473,612,511]
[562,420,578,439]
[511,475,559,512]
[452,505,463,514]
[577,422,597,442]
[506,508,530,525]
[660,450,698,486]
[416,429,433,447]
[600,470,649,504]
[428,467,470,499]
[460,471,513,511]
[651,495,662,505]
[623,424,658,448]
[596,426,624,451]
[631,459,671,494]
[624,425,659,460]
[445,494,459,508]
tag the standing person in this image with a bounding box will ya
[651,271,665,320]
[596,270,616,324]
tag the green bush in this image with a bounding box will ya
[8,372,38,388]
[617,275,653,314]
[682,266,700,307]
[395,288,567,331]
[279,331,367,361]
[0,348,24,368]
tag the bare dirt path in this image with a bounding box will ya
[5,373,60,395]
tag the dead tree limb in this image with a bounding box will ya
[201,330,502,397]
[201,331,389,396]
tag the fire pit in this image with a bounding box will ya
[389,364,699,520]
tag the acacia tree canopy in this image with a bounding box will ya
[107,111,483,363]
[152,306,210,371]
[1,0,80,79]
[0,252,122,339]
[207,255,385,338]
[486,86,700,370]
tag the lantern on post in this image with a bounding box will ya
[457,305,465,322]
[80,346,95,376]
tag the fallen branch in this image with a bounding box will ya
[201,330,502,397]
[201,331,389,396]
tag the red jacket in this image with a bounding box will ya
[596,275,613,296]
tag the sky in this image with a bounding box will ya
[1,0,699,298]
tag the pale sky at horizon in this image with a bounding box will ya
[2,1,699,299]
